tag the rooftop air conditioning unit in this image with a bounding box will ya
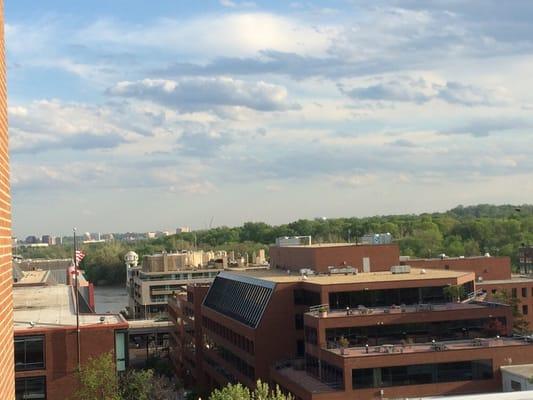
[390,265,411,274]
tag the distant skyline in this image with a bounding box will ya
[7,1,533,237]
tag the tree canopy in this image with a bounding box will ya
[19,204,533,285]
[209,380,293,400]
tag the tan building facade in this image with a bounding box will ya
[0,1,14,398]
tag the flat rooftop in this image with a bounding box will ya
[13,284,124,331]
[229,268,471,285]
[275,242,392,248]
[500,363,533,378]
[480,275,533,285]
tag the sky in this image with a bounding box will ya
[6,0,533,237]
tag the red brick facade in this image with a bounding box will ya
[0,1,13,398]
[15,321,128,400]
[404,256,512,281]
[269,244,400,274]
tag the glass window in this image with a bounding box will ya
[16,376,46,400]
[512,288,517,298]
[294,314,304,330]
[352,368,374,389]
[14,336,45,371]
[522,288,527,297]
[352,360,492,389]
[523,305,528,315]
[115,331,127,372]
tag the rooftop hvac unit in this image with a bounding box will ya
[390,265,411,274]
[328,266,357,275]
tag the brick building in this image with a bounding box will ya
[14,284,128,399]
[169,243,533,399]
[269,243,400,274]
[0,1,13,398]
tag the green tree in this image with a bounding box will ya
[493,290,530,334]
[73,352,121,400]
[209,380,293,400]
[120,369,153,400]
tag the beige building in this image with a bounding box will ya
[129,251,229,319]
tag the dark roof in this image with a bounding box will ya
[203,272,275,329]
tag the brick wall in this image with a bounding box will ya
[0,0,14,398]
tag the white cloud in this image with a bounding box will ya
[107,77,300,112]
[77,13,337,59]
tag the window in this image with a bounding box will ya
[16,376,46,400]
[294,289,321,306]
[297,340,305,357]
[522,288,527,297]
[115,331,127,372]
[492,289,497,295]
[294,314,304,330]
[512,288,517,298]
[352,360,492,389]
[511,380,522,391]
[15,336,45,371]
[523,305,529,315]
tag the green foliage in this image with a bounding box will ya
[19,204,533,285]
[74,352,121,400]
[73,352,177,400]
[493,290,530,334]
[120,369,154,400]
[209,380,293,400]
[443,285,465,302]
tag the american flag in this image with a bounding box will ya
[75,250,85,266]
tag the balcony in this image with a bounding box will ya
[327,337,533,358]
[306,301,506,320]
[272,360,341,395]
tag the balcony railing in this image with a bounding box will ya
[326,336,533,358]
[307,301,506,319]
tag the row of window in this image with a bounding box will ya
[305,354,344,389]
[215,345,255,381]
[329,283,474,310]
[510,287,533,298]
[140,271,219,281]
[324,317,507,347]
[204,356,237,383]
[15,332,128,373]
[202,316,255,355]
[352,359,493,389]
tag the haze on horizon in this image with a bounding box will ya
[6,0,533,237]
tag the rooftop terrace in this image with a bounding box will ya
[13,284,124,331]
[327,337,533,358]
[306,301,505,319]
[230,267,471,285]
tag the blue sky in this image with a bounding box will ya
[6,0,533,237]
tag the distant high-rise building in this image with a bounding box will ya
[176,226,191,234]
[41,235,55,245]
[0,1,14,398]
[25,235,39,244]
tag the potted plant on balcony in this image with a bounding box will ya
[443,284,465,302]
[339,336,349,355]
[318,305,328,317]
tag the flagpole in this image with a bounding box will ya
[74,228,81,371]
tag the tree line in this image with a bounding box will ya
[17,204,533,285]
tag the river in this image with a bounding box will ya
[93,285,129,314]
